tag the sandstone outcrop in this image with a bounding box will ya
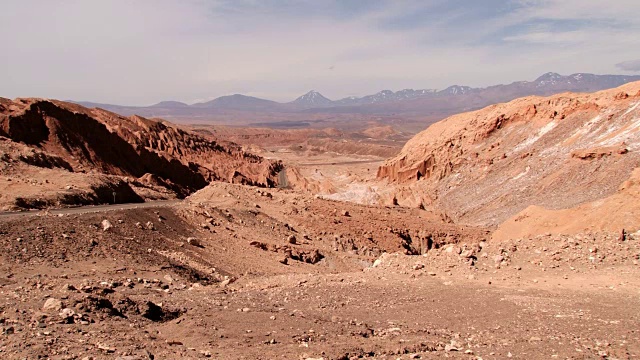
[378,82,640,226]
[0,98,282,208]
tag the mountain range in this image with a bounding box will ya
[72,72,640,124]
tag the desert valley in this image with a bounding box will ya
[1,72,640,360]
[4,1,640,359]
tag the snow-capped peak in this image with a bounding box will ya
[535,72,564,86]
[292,90,332,106]
[440,85,472,95]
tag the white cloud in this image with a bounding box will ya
[616,60,640,72]
[1,0,640,105]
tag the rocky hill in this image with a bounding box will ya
[0,98,282,209]
[377,82,640,232]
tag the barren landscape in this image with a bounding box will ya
[1,81,640,360]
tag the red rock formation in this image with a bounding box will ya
[378,82,640,226]
[0,98,282,198]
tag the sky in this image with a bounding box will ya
[2,0,640,105]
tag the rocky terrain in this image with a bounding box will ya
[0,182,638,359]
[1,83,640,359]
[378,81,640,233]
[0,98,282,210]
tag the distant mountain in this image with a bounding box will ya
[310,73,640,115]
[437,85,473,96]
[192,94,282,111]
[149,101,189,108]
[291,90,332,107]
[68,72,640,123]
[530,72,640,92]
[335,89,438,106]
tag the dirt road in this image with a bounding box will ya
[0,200,181,219]
[296,159,384,166]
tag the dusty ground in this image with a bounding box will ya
[0,184,639,359]
[2,88,640,360]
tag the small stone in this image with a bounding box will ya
[101,219,113,232]
[97,343,116,353]
[279,257,289,265]
[493,255,504,264]
[445,245,461,254]
[412,263,424,270]
[43,298,63,312]
[341,210,350,217]
[145,221,155,230]
[186,237,202,247]
[59,308,75,320]
[61,283,76,291]
[445,344,459,352]
[287,235,297,244]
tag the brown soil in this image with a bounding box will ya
[0,185,638,359]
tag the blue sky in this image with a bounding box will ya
[1,0,640,105]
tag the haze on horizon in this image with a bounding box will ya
[2,0,640,106]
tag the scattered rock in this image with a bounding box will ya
[97,343,116,353]
[101,219,113,232]
[219,278,233,287]
[186,237,202,247]
[59,308,75,321]
[43,298,63,312]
